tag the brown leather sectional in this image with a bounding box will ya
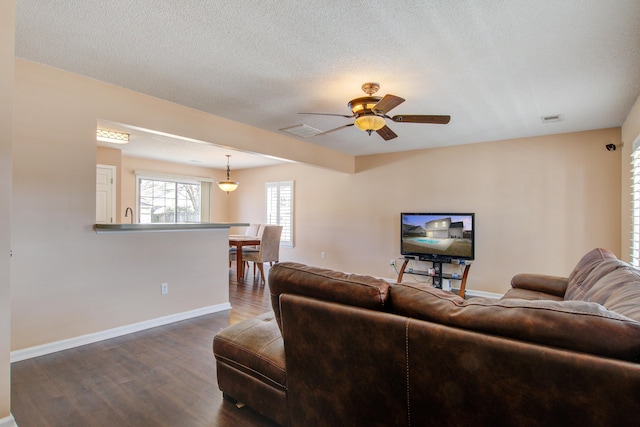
[213,248,640,426]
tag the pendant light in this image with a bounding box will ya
[217,155,239,194]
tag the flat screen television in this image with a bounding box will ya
[401,213,475,262]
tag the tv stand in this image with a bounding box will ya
[397,258,471,297]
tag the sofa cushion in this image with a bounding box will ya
[268,262,390,332]
[502,287,564,301]
[565,248,617,299]
[390,282,640,362]
[581,263,640,321]
[213,311,286,389]
[564,249,640,322]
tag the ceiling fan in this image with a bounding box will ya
[299,82,450,141]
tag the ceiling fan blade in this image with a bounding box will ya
[315,123,355,136]
[298,112,354,118]
[391,115,451,124]
[376,125,398,141]
[372,94,405,114]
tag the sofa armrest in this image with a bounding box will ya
[510,273,568,298]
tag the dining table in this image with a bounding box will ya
[229,235,261,281]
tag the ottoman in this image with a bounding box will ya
[213,311,288,426]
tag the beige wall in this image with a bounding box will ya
[11,60,241,350]
[1,0,14,418]
[621,94,640,260]
[231,128,622,294]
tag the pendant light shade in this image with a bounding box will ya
[217,155,239,194]
[218,181,239,193]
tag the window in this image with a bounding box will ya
[632,146,640,266]
[265,181,294,247]
[136,172,211,223]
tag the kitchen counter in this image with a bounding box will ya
[94,222,249,233]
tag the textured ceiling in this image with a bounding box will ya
[14,0,640,168]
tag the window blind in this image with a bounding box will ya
[631,148,640,266]
[265,181,294,247]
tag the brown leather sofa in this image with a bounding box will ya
[213,248,640,426]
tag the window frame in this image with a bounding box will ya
[135,171,212,224]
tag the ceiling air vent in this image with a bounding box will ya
[280,124,323,138]
[540,114,563,123]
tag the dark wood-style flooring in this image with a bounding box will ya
[11,264,279,427]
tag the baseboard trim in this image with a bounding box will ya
[10,302,231,363]
[0,414,17,427]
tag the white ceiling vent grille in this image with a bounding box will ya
[280,124,323,138]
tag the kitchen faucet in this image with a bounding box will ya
[124,207,134,224]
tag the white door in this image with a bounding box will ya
[96,164,116,223]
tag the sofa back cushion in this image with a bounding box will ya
[565,248,617,298]
[581,262,640,321]
[567,248,617,279]
[565,248,640,322]
[268,262,390,332]
[390,282,640,362]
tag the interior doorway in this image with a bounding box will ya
[96,164,116,223]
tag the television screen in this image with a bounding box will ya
[401,213,475,261]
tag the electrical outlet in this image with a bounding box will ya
[390,259,396,266]
[320,251,326,259]
[161,283,168,295]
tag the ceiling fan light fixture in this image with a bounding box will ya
[217,155,239,194]
[300,82,449,141]
[351,102,377,114]
[354,115,386,133]
[349,97,381,115]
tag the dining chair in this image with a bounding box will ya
[243,225,283,284]
[245,223,261,237]
[249,224,265,249]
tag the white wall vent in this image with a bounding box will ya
[280,124,323,138]
[540,114,563,123]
